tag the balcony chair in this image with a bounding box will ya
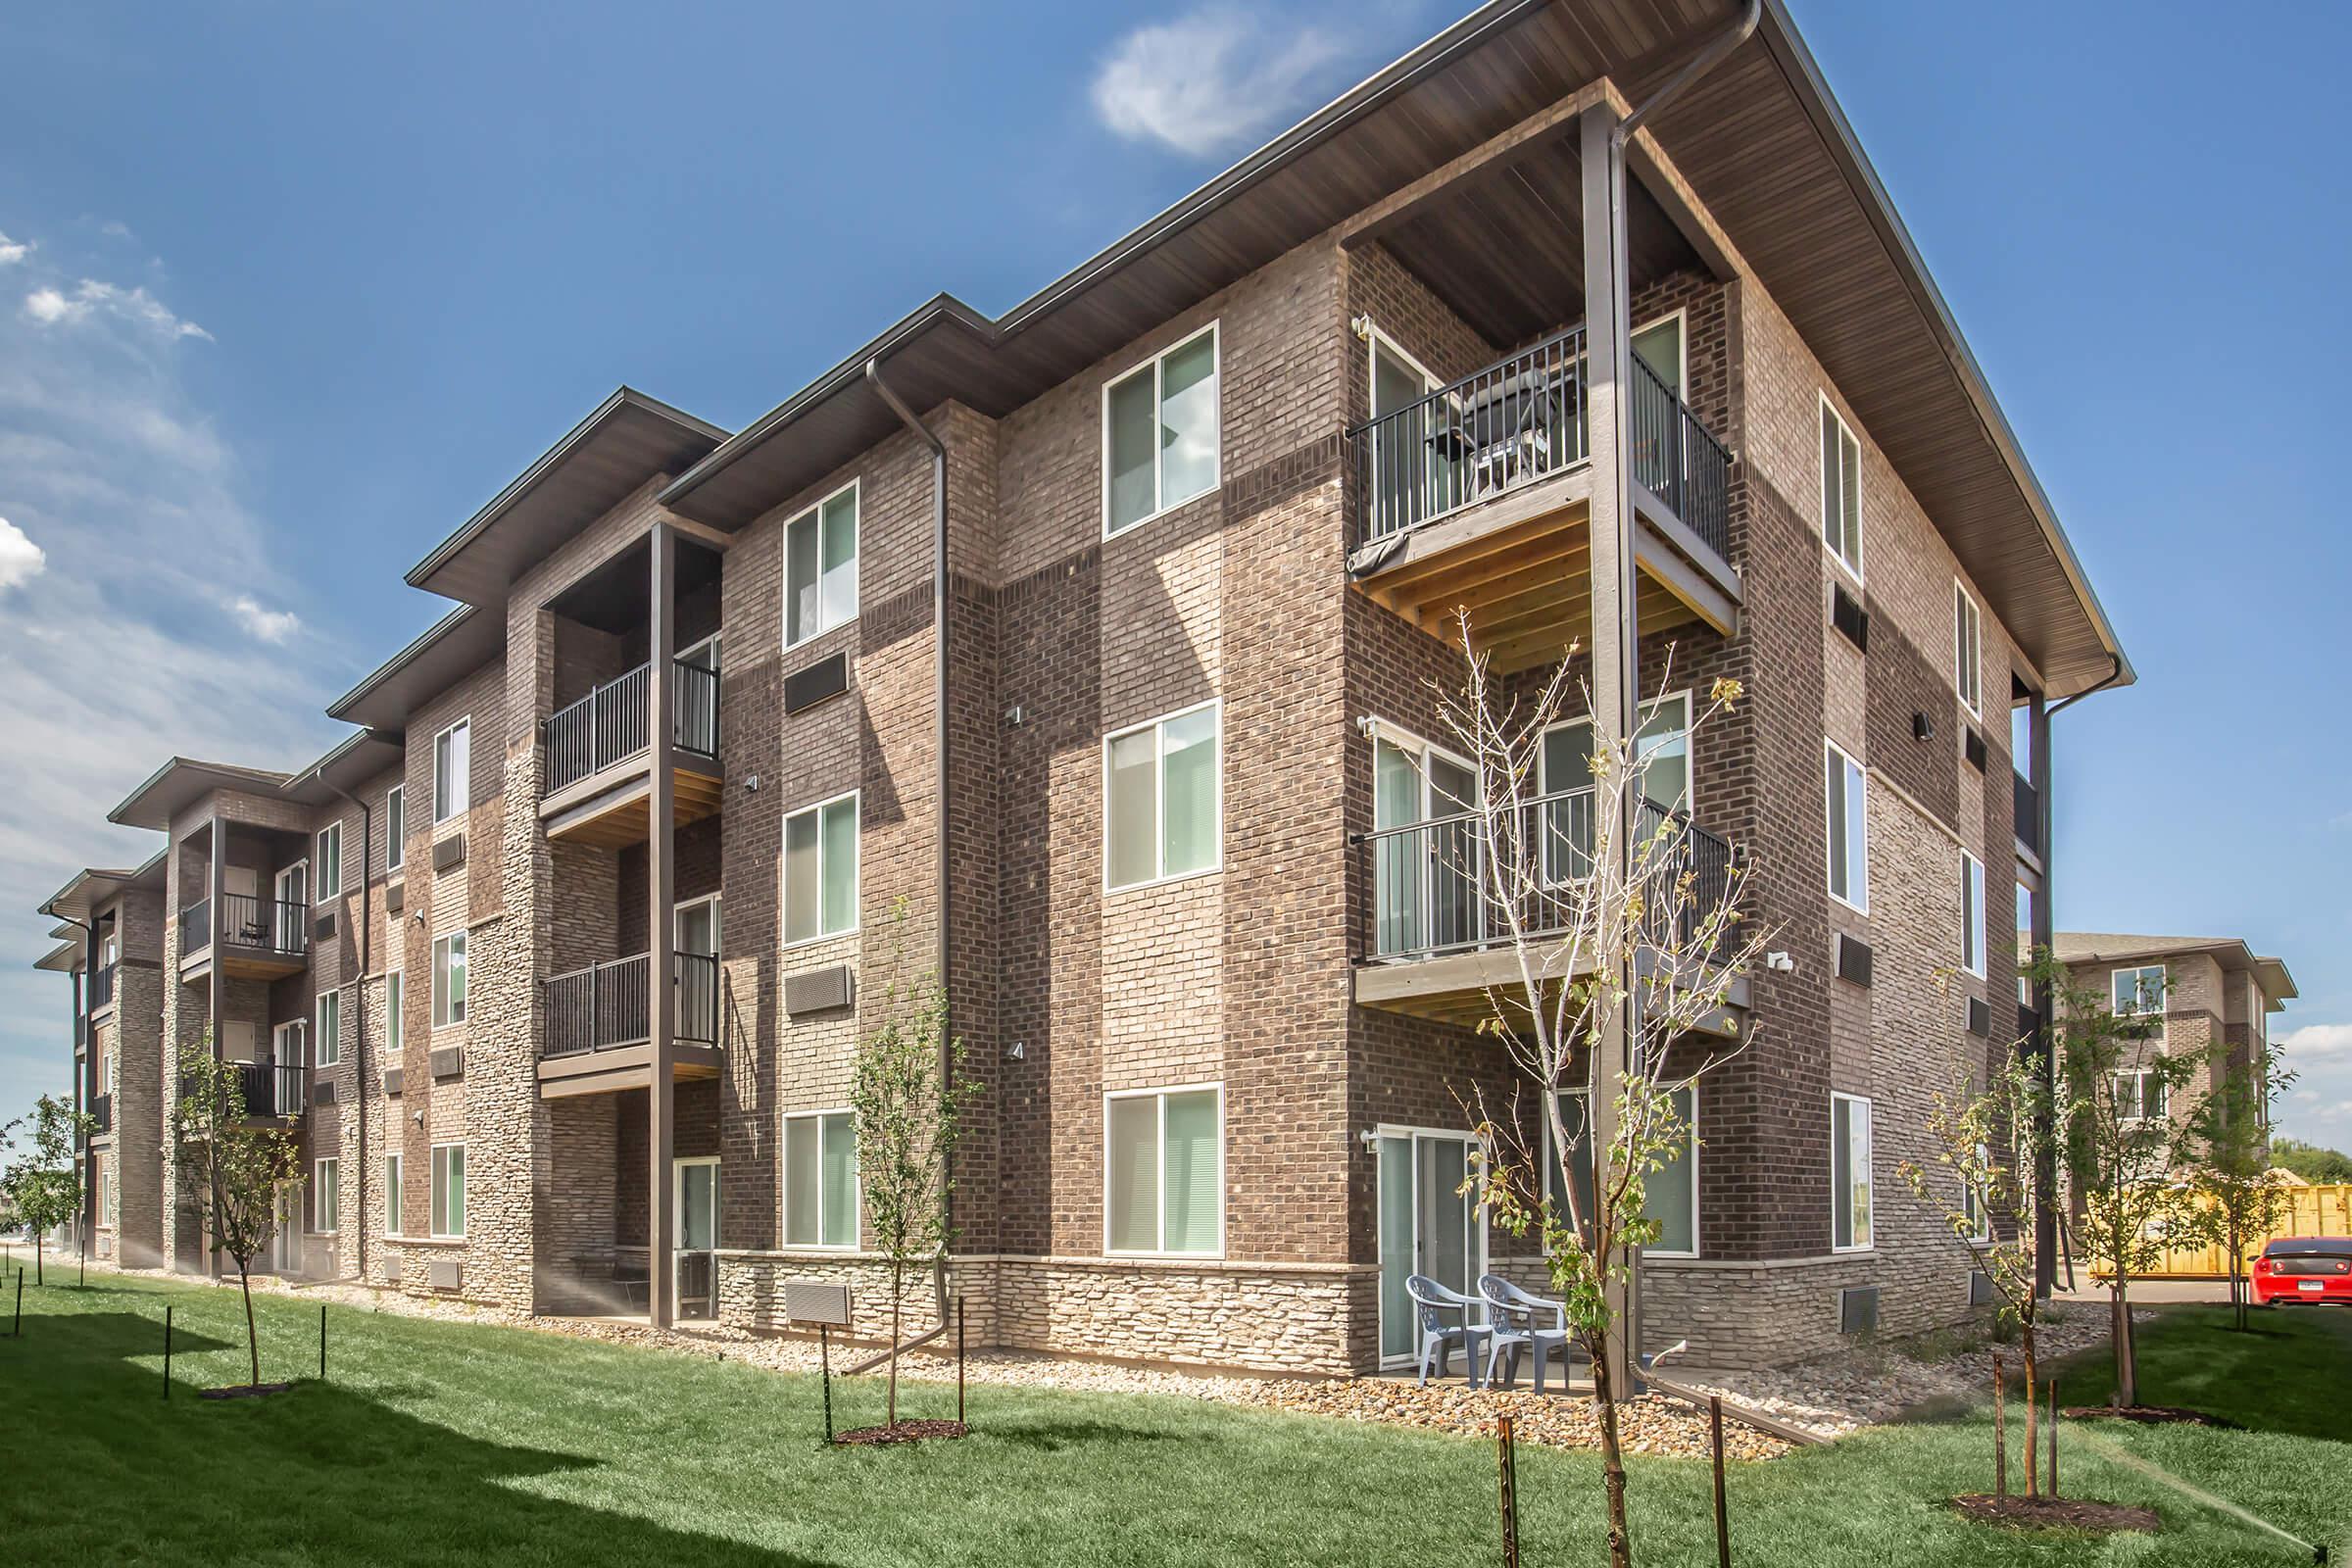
[1479,1273,1571,1394]
[1404,1274,1492,1389]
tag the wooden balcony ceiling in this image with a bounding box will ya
[543,760,723,850]
[178,944,309,984]
[537,1041,722,1100]
[1352,475,1710,674]
[1355,950,1748,1036]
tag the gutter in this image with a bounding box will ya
[42,902,97,1265]
[318,769,372,1282]
[853,358,956,1372]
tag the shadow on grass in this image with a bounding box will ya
[0,1306,833,1567]
[981,1419,1204,1453]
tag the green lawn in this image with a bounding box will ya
[0,1272,2344,1566]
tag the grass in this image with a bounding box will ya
[0,1270,2343,1566]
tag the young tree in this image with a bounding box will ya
[170,1046,304,1390]
[2178,1035,2295,1332]
[0,1096,97,1283]
[1899,1048,2063,1497]
[2049,956,2198,1410]
[1442,620,1765,1568]
[849,907,979,1432]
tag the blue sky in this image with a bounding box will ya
[1,0,2346,1146]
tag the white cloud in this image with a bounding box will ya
[0,518,42,589]
[2282,1023,2352,1064]
[225,594,301,644]
[1092,5,1349,158]
[0,232,26,267]
[22,278,210,341]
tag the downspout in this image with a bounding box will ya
[1595,0,1759,1390]
[318,770,372,1283]
[855,357,956,1372]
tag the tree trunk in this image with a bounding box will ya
[33,1232,42,1286]
[2110,1283,2135,1408]
[1589,1334,1634,1568]
[2020,1319,2039,1499]
[887,1259,902,1430]
[240,1264,260,1390]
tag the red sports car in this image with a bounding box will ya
[2251,1238,2352,1306]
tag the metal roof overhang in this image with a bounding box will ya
[326,605,507,729]
[662,0,2127,698]
[107,759,293,831]
[279,729,408,806]
[38,849,168,922]
[405,388,729,609]
[34,940,80,974]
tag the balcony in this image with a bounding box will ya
[88,962,118,1014]
[1344,327,1739,672]
[179,893,310,981]
[2012,770,2041,863]
[89,1092,113,1136]
[541,658,722,849]
[535,951,722,1098]
[178,1061,307,1121]
[1349,790,1743,1027]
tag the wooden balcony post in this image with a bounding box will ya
[647,521,677,1329]
[1581,97,1641,1398]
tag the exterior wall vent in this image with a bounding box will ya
[431,833,466,873]
[1963,726,1988,772]
[314,909,339,941]
[784,963,855,1016]
[1966,997,1990,1037]
[1835,933,1873,988]
[1969,1270,1997,1306]
[385,882,405,914]
[1838,1285,1880,1335]
[429,1257,462,1293]
[429,1046,465,1081]
[312,1078,338,1106]
[1831,584,1870,652]
[784,652,851,715]
[382,1067,403,1098]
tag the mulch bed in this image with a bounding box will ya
[199,1382,295,1400]
[833,1419,969,1446]
[1950,1494,2161,1533]
[2061,1404,2238,1429]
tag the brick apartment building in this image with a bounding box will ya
[34,0,2147,1371]
[2052,933,2295,1135]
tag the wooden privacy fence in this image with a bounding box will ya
[2096,1183,2352,1278]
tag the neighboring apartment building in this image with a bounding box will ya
[33,0,2140,1370]
[2052,933,2296,1132]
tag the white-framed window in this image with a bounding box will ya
[1540,692,1694,815]
[2112,964,2166,1031]
[429,1144,466,1238]
[1104,1084,1223,1256]
[1104,701,1221,891]
[1954,582,1984,716]
[385,784,406,873]
[2113,1068,2170,1124]
[1960,852,1985,978]
[1103,323,1220,537]
[1548,1086,1699,1257]
[1825,740,1869,913]
[385,968,404,1055]
[2015,880,2035,1004]
[780,1109,858,1250]
[782,481,859,650]
[781,791,858,946]
[431,931,466,1029]
[432,718,470,825]
[315,821,343,900]
[1819,396,1863,582]
[1368,721,1482,956]
[314,1157,340,1234]
[385,1152,404,1237]
[1832,1093,1873,1251]
[272,1019,307,1067]
[316,989,343,1068]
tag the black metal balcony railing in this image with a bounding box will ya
[1349,326,1589,549]
[180,894,309,958]
[1627,354,1733,564]
[1345,326,1733,562]
[90,1092,113,1135]
[177,1061,306,1119]
[1351,789,1737,965]
[540,951,719,1057]
[2012,770,2039,858]
[88,963,118,1011]
[545,657,720,795]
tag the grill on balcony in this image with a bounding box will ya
[545,658,720,796]
[1351,789,1737,965]
[1344,325,1731,562]
[541,951,720,1057]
